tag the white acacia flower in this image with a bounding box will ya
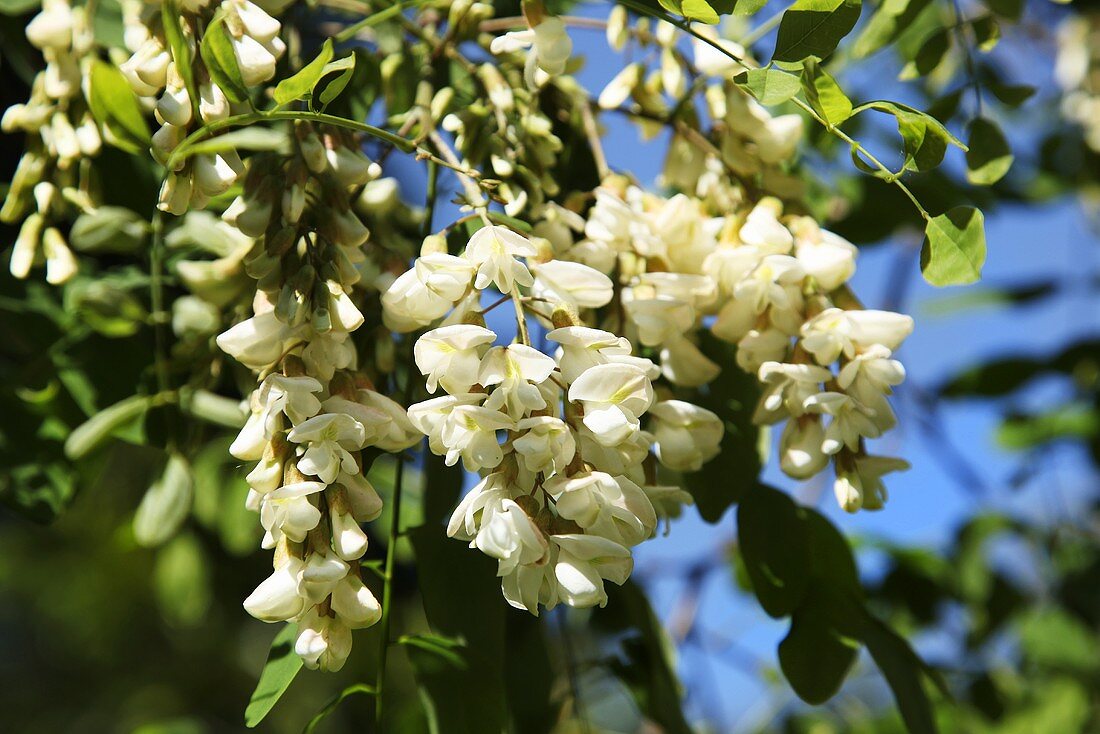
[642,484,694,532]
[547,472,656,547]
[382,268,452,332]
[551,533,633,608]
[802,392,882,454]
[530,259,614,309]
[289,413,367,483]
[800,308,914,365]
[779,417,830,479]
[463,225,537,293]
[502,560,558,615]
[479,344,557,419]
[736,328,792,374]
[439,404,515,471]
[256,373,323,431]
[568,363,655,446]
[834,455,910,512]
[476,499,549,575]
[297,550,351,604]
[838,344,905,431]
[447,472,511,541]
[414,324,497,394]
[491,17,573,87]
[754,361,832,423]
[547,326,656,383]
[356,390,421,451]
[301,330,356,381]
[796,228,857,292]
[648,400,724,472]
[26,0,74,51]
[217,311,299,371]
[692,31,747,78]
[408,393,486,455]
[330,573,382,629]
[575,426,651,478]
[296,607,352,672]
[739,202,794,252]
[660,334,721,388]
[513,416,576,475]
[338,472,384,523]
[330,505,369,561]
[258,481,325,544]
[598,63,642,109]
[416,253,477,301]
[243,556,306,622]
[623,296,695,347]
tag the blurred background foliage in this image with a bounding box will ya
[2,0,1100,731]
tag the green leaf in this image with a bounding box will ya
[407,524,507,733]
[859,613,940,734]
[315,55,357,110]
[737,485,810,617]
[734,0,768,14]
[133,452,193,547]
[274,39,334,105]
[0,0,41,14]
[304,684,377,733]
[599,583,694,734]
[921,205,986,286]
[801,60,852,124]
[996,406,1099,450]
[853,100,966,172]
[64,394,154,460]
[986,81,1035,107]
[681,0,720,23]
[900,28,951,79]
[734,68,802,105]
[773,0,862,63]
[965,117,1013,185]
[400,633,470,669]
[87,59,151,152]
[153,531,212,627]
[244,624,303,728]
[199,12,249,103]
[69,206,148,254]
[161,0,199,120]
[970,15,1000,51]
[778,587,862,704]
[1018,608,1100,671]
[181,127,290,159]
[852,0,933,58]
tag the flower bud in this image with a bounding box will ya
[158,172,193,215]
[10,213,44,279]
[779,416,829,479]
[42,227,77,284]
[156,83,193,127]
[232,34,278,86]
[199,82,230,123]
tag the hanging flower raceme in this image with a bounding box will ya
[386,223,715,612]
[530,181,914,514]
[118,0,288,213]
[213,123,420,671]
[2,0,100,285]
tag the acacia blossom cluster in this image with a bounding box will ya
[118,0,287,213]
[1056,14,1100,153]
[542,182,913,513]
[383,224,720,611]
[2,0,99,284]
[215,124,420,671]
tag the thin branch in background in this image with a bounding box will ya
[555,608,592,733]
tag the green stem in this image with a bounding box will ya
[333,0,437,42]
[166,110,416,169]
[149,211,172,408]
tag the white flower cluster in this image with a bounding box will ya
[1056,15,1100,153]
[119,0,287,213]
[2,0,99,284]
[544,184,913,513]
[215,130,417,671]
[383,225,720,611]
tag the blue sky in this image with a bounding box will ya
[380,4,1100,728]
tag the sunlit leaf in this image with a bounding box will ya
[773,0,862,63]
[921,205,986,286]
[244,624,303,727]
